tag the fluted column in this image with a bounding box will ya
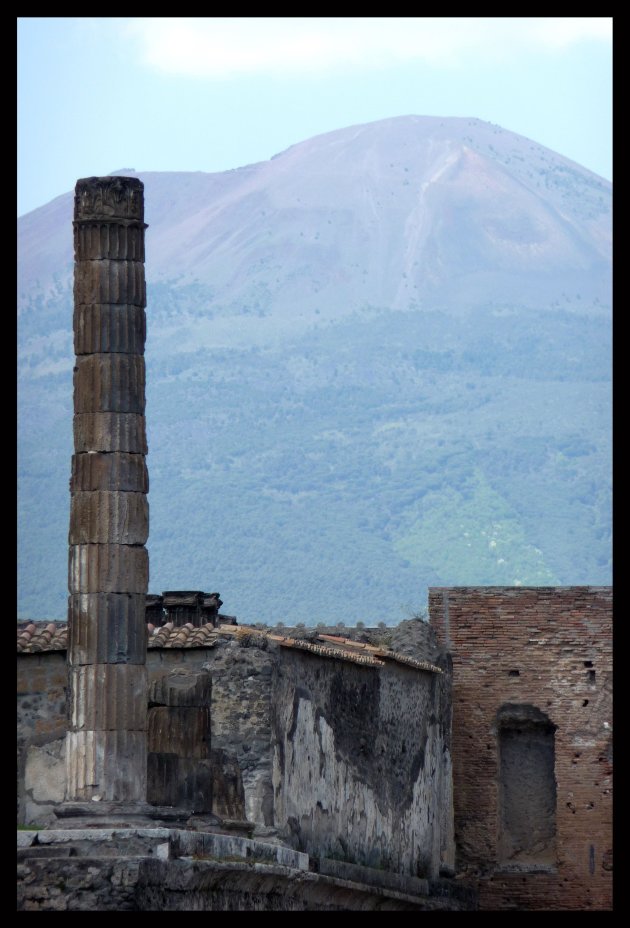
[66,176,149,802]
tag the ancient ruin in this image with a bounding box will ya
[16,178,613,911]
[430,586,613,910]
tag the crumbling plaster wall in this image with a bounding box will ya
[17,652,68,826]
[271,648,454,878]
[429,586,612,911]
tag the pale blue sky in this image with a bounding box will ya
[17,17,612,217]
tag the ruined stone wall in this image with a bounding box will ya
[17,652,68,826]
[17,618,452,881]
[429,586,612,910]
[145,636,274,825]
[271,647,453,879]
[18,640,282,830]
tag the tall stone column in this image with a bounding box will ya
[66,176,149,802]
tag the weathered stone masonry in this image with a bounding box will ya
[67,177,149,802]
[271,645,453,878]
[18,587,611,910]
[17,619,455,885]
[429,586,612,910]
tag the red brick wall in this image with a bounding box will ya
[429,587,612,911]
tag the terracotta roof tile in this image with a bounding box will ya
[17,622,67,653]
[271,635,385,667]
[18,620,219,654]
[316,633,443,673]
[149,622,175,648]
[17,621,438,670]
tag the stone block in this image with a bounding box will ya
[68,593,147,664]
[74,259,146,307]
[148,669,212,708]
[74,221,145,262]
[68,664,147,731]
[147,707,210,758]
[17,831,38,848]
[68,544,149,594]
[24,738,67,804]
[74,303,146,355]
[73,354,145,414]
[207,748,245,821]
[73,413,147,453]
[147,754,213,811]
[70,452,149,493]
[172,831,309,870]
[75,175,145,222]
[69,491,149,545]
[65,730,147,802]
[146,751,178,806]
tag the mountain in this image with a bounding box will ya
[17,115,612,624]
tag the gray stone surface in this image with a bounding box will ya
[148,668,212,707]
[65,731,147,801]
[17,857,142,911]
[17,854,473,911]
[68,593,148,665]
[318,857,429,895]
[68,664,148,730]
[73,413,148,453]
[25,739,66,804]
[173,830,309,870]
[200,637,275,825]
[69,491,149,545]
[133,858,469,910]
[68,544,149,594]
[271,647,453,878]
[70,452,149,493]
[22,738,67,827]
[17,831,38,848]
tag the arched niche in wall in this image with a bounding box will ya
[496,703,557,870]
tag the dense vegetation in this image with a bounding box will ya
[18,288,611,625]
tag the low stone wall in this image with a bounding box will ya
[17,827,475,911]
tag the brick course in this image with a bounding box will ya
[429,586,612,910]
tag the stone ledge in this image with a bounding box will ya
[17,831,39,848]
[20,827,174,861]
[172,830,310,870]
[53,801,194,828]
[317,857,429,895]
[136,858,474,910]
[17,846,75,860]
[17,834,477,910]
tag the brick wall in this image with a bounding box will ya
[429,586,612,910]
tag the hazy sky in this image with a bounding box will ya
[17,17,612,217]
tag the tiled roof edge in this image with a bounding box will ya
[18,622,440,671]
